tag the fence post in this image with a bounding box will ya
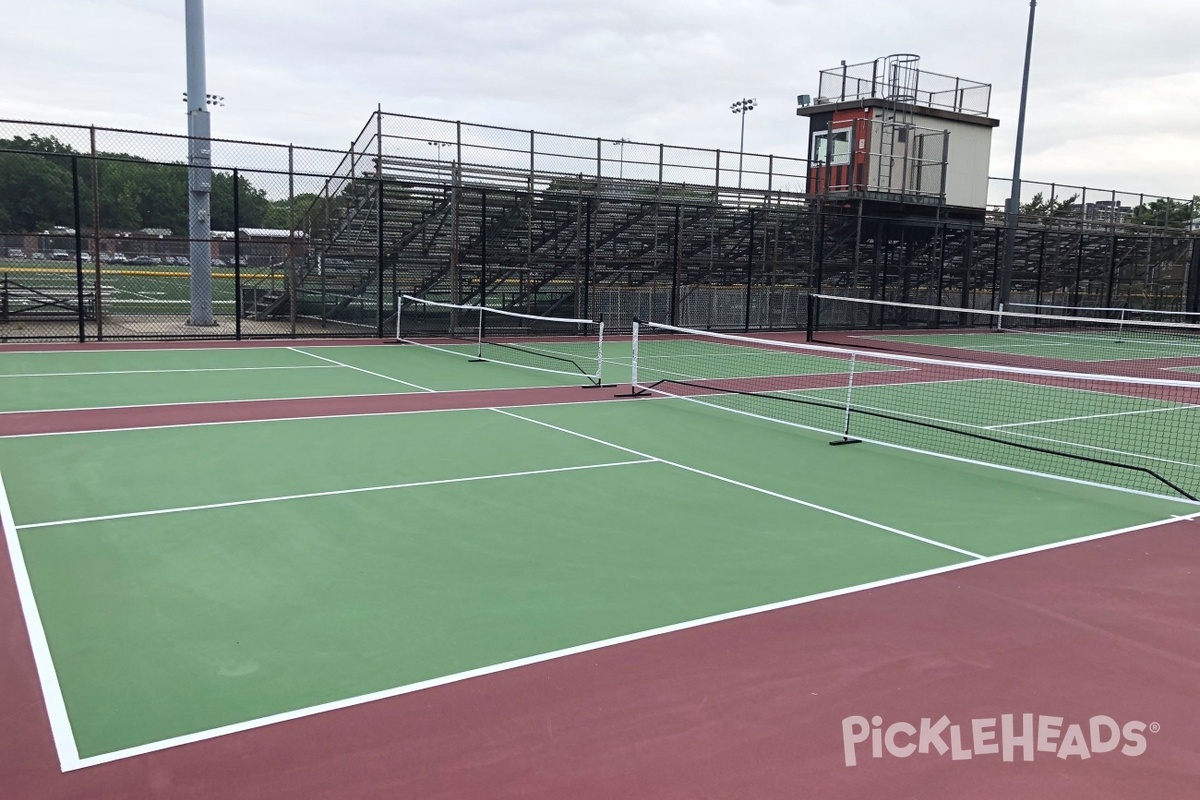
[90,126,103,339]
[481,190,488,326]
[670,204,681,326]
[745,208,755,332]
[288,144,297,336]
[71,156,85,342]
[233,169,242,340]
[377,177,385,338]
[583,196,593,319]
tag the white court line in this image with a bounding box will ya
[56,507,1200,772]
[0,393,635,439]
[0,371,604,416]
[987,403,1200,430]
[287,347,435,392]
[19,460,654,531]
[491,408,982,559]
[0,365,340,379]
[0,469,80,770]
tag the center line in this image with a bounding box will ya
[492,408,983,559]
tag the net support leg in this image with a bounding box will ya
[829,352,862,446]
[469,305,486,362]
[618,320,650,397]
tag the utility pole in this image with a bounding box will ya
[1000,0,1038,310]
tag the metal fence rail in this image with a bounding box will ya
[2,113,1199,343]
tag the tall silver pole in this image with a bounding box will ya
[738,109,747,190]
[186,0,215,326]
[1000,0,1037,309]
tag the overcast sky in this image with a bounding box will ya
[3,1,1200,199]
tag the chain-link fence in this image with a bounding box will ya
[3,113,1199,343]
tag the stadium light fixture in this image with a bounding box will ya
[427,140,451,177]
[611,138,631,179]
[181,92,225,107]
[730,98,757,190]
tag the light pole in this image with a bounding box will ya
[427,140,450,179]
[730,98,757,189]
[184,0,221,326]
[1000,0,1038,311]
[612,138,630,179]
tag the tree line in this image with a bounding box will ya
[0,134,327,234]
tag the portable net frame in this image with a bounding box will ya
[396,295,605,385]
[631,320,1200,503]
[808,294,1200,370]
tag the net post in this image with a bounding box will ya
[996,302,1006,332]
[806,293,816,342]
[469,304,485,362]
[631,320,639,388]
[596,320,605,386]
[617,319,650,397]
[395,293,403,341]
[829,352,862,446]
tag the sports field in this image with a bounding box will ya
[2,333,1199,798]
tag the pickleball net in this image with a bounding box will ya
[631,319,1200,502]
[396,295,605,385]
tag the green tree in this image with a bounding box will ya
[210,172,270,230]
[1020,192,1079,219]
[0,151,74,231]
[1130,196,1198,229]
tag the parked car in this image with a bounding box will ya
[31,252,46,260]
[163,256,177,265]
[129,255,155,266]
[6,248,24,259]
[81,252,92,262]
[211,258,226,267]
[50,250,71,261]
[110,253,129,264]
[176,257,189,266]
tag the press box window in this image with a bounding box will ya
[813,129,852,165]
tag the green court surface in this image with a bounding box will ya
[0,393,1191,764]
[0,341,888,413]
[861,330,1200,362]
[0,345,594,413]
[1,338,1198,769]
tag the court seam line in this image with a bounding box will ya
[60,509,1200,772]
[0,365,342,379]
[490,408,983,559]
[286,347,436,392]
[0,469,80,771]
[16,459,656,531]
